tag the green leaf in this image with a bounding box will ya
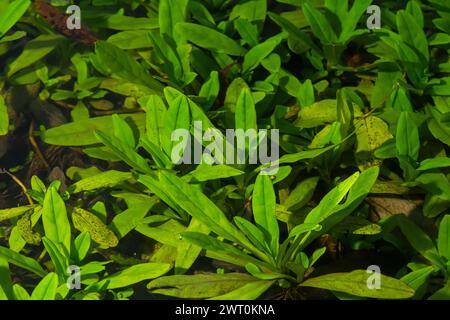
[235,19,259,47]
[181,232,269,269]
[210,280,274,300]
[0,95,8,136]
[87,263,171,291]
[397,10,429,62]
[268,12,322,56]
[0,0,30,38]
[94,130,153,174]
[41,113,146,147]
[333,216,382,235]
[302,3,337,44]
[140,137,173,169]
[306,167,379,244]
[147,31,186,85]
[140,95,167,148]
[355,116,393,167]
[101,13,158,31]
[175,23,246,56]
[245,263,287,280]
[242,33,286,74]
[72,208,118,248]
[0,205,38,223]
[139,172,259,255]
[0,246,46,277]
[162,94,191,159]
[199,71,220,110]
[406,0,424,28]
[429,281,450,300]
[300,270,415,299]
[429,33,450,46]
[284,177,319,211]
[377,33,426,88]
[7,34,63,77]
[136,175,185,217]
[397,215,443,268]
[42,237,68,281]
[17,211,41,245]
[309,247,327,268]
[339,0,372,42]
[112,114,136,148]
[423,194,450,218]
[252,174,279,255]
[295,99,360,128]
[289,223,322,239]
[274,145,335,165]
[175,218,210,275]
[184,164,244,182]
[304,172,360,225]
[324,0,348,23]
[426,106,450,147]
[0,257,13,300]
[229,0,267,24]
[148,273,262,298]
[31,273,58,300]
[235,87,258,154]
[159,0,189,43]
[111,197,158,238]
[107,30,153,49]
[233,216,268,253]
[13,284,30,300]
[401,266,434,294]
[42,186,71,256]
[417,157,450,171]
[190,1,216,28]
[0,30,25,44]
[68,170,133,194]
[438,215,450,260]
[8,207,42,253]
[136,218,185,247]
[416,172,450,201]
[94,41,163,94]
[396,112,420,162]
[73,232,91,263]
[298,79,315,108]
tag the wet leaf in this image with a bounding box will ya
[72,208,119,248]
[300,270,415,299]
[0,95,8,136]
[355,116,393,168]
[0,205,38,223]
[148,273,261,298]
[41,113,146,146]
[175,23,246,56]
[42,186,71,255]
[88,263,171,291]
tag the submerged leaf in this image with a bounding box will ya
[300,270,415,299]
[72,208,118,248]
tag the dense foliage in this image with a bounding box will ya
[0,0,450,300]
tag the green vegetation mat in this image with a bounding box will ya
[0,0,449,300]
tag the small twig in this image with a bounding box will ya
[3,170,33,205]
[28,121,50,169]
